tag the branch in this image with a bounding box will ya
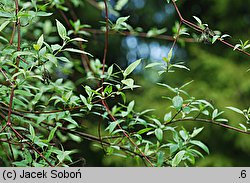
[165,118,250,135]
[82,28,195,42]
[98,0,154,167]
[171,0,250,57]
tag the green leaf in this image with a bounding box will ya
[164,112,172,122]
[221,34,231,40]
[190,127,203,138]
[165,48,173,63]
[63,48,93,57]
[0,20,10,32]
[33,34,44,51]
[57,150,73,163]
[56,19,67,40]
[107,65,113,77]
[46,54,58,66]
[106,122,118,134]
[64,117,79,126]
[183,106,191,114]
[70,37,88,42]
[145,62,162,69]
[156,151,165,167]
[171,63,190,71]
[80,95,92,110]
[226,107,244,115]
[212,109,218,120]
[57,56,70,63]
[121,78,140,90]
[155,128,163,141]
[36,12,53,17]
[29,124,35,141]
[13,51,34,58]
[127,100,135,113]
[179,130,188,141]
[15,90,34,97]
[47,126,58,142]
[190,140,209,154]
[193,16,202,25]
[239,123,247,132]
[123,59,141,78]
[51,44,62,52]
[0,11,13,18]
[172,95,183,110]
[104,85,112,94]
[137,128,153,135]
[212,35,220,44]
[233,44,241,51]
[171,150,185,167]
[147,28,167,37]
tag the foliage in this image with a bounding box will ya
[0,0,249,167]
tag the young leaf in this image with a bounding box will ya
[156,151,165,167]
[106,122,118,134]
[155,128,163,141]
[123,59,141,78]
[179,130,188,141]
[145,62,162,69]
[63,48,93,57]
[122,78,134,86]
[29,124,35,141]
[212,35,220,44]
[171,150,186,167]
[0,20,10,32]
[164,112,172,122]
[226,107,244,115]
[190,140,209,154]
[13,51,34,58]
[172,95,183,110]
[47,126,58,142]
[70,37,88,42]
[193,16,202,25]
[239,123,247,132]
[56,19,67,40]
[190,127,203,138]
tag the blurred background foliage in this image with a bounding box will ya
[3,0,249,166]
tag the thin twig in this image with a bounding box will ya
[82,28,195,42]
[9,125,54,166]
[165,118,250,135]
[171,0,250,57]
[99,0,154,167]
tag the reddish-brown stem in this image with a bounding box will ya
[7,0,21,126]
[172,0,183,21]
[82,28,195,42]
[166,118,250,135]
[9,125,54,166]
[171,0,250,57]
[100,0,154,166]
[6,87,15,125]
[102,100,154,166]
[101,0,109,76]
[170,21,183,51]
